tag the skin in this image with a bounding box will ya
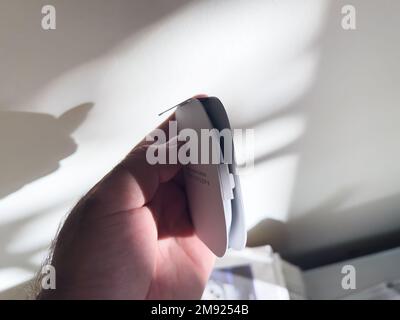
[38,112,215,299]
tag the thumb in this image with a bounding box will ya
[86,138,182,215]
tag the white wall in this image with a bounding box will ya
[0,0,399,292]
[247,0,400,268]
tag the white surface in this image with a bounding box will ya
[304,246,400,299]
[210,246,292,300]
[1,0,400,292]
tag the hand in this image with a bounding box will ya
[38,114,215,299]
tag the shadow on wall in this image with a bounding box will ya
[0,205,58,274]
[246,0,400,269]
[0,0,191,296]
[0,103,93,199]
[248,191,400,269]
[0,0,190,108]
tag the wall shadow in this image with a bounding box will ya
[0,207,54,272]
[0,103,92,199]
[246,0,400,269]
[248,192,400,269]
[0,0,190,107]
[0,203,70,297]
[0,0,191,297]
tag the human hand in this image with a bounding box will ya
[38,114,215,299]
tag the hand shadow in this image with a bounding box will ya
[0,103,93,200]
